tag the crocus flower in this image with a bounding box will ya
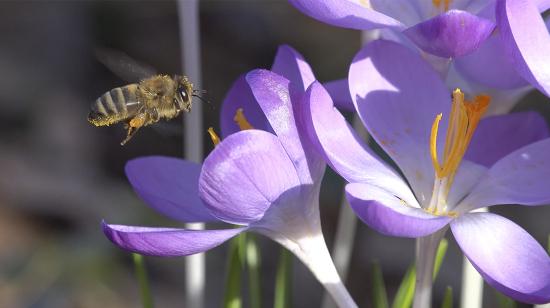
[288,0,497,58]
[450,0,550,101]
[303,39,550,305]
[290,0,550,114]
[102,45,357,307]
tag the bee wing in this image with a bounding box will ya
[95,47,157,82]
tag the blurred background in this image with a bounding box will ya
[0,1,548,307]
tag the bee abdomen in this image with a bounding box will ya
[88,84,139,126]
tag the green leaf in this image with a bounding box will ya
[433,238,448,280]
[495,292,517,308]
[246,234,262,308]
[223,234,246,308]
[132,253,154,308]
[441,286,452,308]
[392,265,416,308]
[391,238,448,308]
[372,261,389,308]
[274,247,292,308]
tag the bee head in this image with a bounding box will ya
[174,75,193,112]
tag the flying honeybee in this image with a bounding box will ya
[88,49,206,145]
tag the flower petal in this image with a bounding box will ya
[372,0,492,26]
[446,160,487,210]
[404,10,495,58]
[103,221,246,257]
[125,156,218,223]
[302,81,417,205]
[349,40,450,206]
[288,0,404,30]
[220,75,272,138]
[497,0,550,96]
[465,112,550,167]
[271,44,316,92]
[246,69,324,184]
[199,130,301,225]
[323,78,354,111]
[370,0,431,27]
[458,138,550,212]
[346,183,451,238]
[451,213,550,304]
[446,65,531,116]
[536,0,550,12]
[453,32,528,89]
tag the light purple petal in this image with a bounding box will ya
[346,183,451,238]
[103,221,246,257]
[446,160,487,210]
[497,0,550,97]
[199,130,301,225]
[246,69,324,184]
[536,0,550,12]
[458,138,550,212]
[370,0,429,27]
[451,213,550,304]
[323,78,354,111]
[465,112,550,167]
[125,156,217,223]
[349,40,450,207]
[302,81,417,205]
[404,10,495,58]
[288,0,404,30]
[445,65,531,116]
[453,32,528,89]
[271,44,316,92]
[220,75,272,138]
[371,0,492,27]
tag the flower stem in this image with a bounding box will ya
[292,234,358,308]
[177,0,204,307]
[412,228,447,308]
[132,253,154,308]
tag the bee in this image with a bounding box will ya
[88,49,205,145]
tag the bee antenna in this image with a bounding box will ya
[193,89,207,94]
[192,94,212,106]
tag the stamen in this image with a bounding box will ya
[234,108,253,130]
[428,88,490,214]
[207,127,220,146]
[430,113,443,177]
[432,0,451,11]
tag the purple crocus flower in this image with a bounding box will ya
[303,39,550,305]
[102,45,357,307]
[450,0,550,100]
[288,0,497,58]
[290,0,550,112]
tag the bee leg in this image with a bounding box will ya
[149,108,160,123]
[120,113,147,146]
[121,125,141,146]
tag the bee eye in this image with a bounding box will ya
[178,87,189,102]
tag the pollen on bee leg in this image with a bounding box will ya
[207,127,221,146]
[234,108,254,130]
[129,114,147,128]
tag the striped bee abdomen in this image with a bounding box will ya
[88,84,141,126]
